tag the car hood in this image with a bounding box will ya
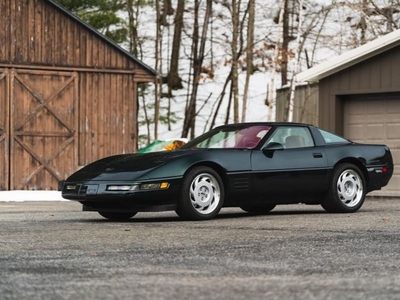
[66,150,191,182]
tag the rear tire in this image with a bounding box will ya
[176,166,224,220]
[98,212,137,221]
[322,163,366,213]
[240,204,276,214]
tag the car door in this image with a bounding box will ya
[251,126,329,202]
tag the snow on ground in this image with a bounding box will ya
[0,191,66,202]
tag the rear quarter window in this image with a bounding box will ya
[319,129,350,144]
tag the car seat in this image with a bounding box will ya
[236,136,260,148]
[285,135,305,148]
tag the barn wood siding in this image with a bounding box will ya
[319,45,400,134]
[9,69,78,190]
[0,0,156,190]
[79,72,137,166]
[0,69,9,190]
[0,0,154,80]
[0,67,140,189]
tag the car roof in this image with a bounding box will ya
[214,122,313,128]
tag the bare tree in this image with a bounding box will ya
[131,0,400,142]
[160,0,174,26]
[154,0,163,140]
[182,0,212,139]
[287,0,304,122]
[167,0,185,91]
[209,71,232,131]
[281,0,290,86]
[267,0,285,121]
[369,0,400,31]
[241,0,255,122]
[231,0,240,123]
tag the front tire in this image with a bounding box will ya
[322,163,366,213]
[98,212,137,221]
[176,166,224,220]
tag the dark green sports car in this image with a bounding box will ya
[62,123,393,221]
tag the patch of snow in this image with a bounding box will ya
[0,191,66,202]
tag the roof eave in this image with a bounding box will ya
[296,29,400,83]
[45,0,158,77]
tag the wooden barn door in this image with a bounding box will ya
[10,69,78,190]
[0,69,9,190]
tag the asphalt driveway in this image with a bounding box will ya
[0,198,399,300]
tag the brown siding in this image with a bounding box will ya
[0,66,139,189]
[78,72,137,166]
[276,83,319,125]
[0,0,151,73]
[319,45,400,134]
[9,69,78,190]
[0,0,155,190]
[0,69,9,190]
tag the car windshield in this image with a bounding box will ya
[181,125,271,149]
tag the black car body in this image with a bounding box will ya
[62,123,393,220]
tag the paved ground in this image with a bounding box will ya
[0,198,399,300]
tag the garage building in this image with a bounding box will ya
[290,30,400,197]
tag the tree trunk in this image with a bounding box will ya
[126,0,139,57]
[281,0,290,86]
[182,0,212,139]
[287,0,304,122]
[167,0,185,91]
[231,0,240,123]
[154,0,162,140]
[160,0,173,26]
[241,0,255,122]
[267,0,286,121]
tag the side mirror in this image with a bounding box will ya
[263,142,284,158]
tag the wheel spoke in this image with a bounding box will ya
[177,167,224,220]
[322,164,366,213]
[189,173,220,214]
[337,169,363,207]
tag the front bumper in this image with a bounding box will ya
[61,180,180,212]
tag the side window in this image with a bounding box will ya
[265,127,314,149]
[319,129,350,144]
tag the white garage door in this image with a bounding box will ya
[344,96,399,197]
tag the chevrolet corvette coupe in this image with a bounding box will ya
[62,123,393,221]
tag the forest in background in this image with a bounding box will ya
[55,0,400,146]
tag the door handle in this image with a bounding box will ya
[313,153,323,158]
